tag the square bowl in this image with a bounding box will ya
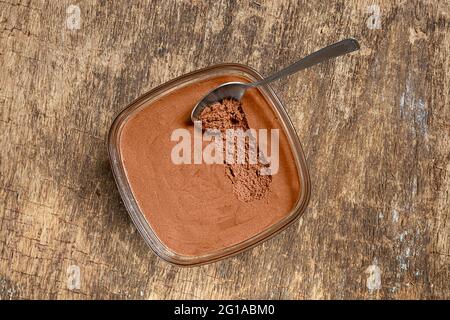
[108,63,311,266]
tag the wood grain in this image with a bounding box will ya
[0,0,448,299]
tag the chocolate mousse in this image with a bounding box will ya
[118,74,300,257]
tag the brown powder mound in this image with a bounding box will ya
[200,99,248,130]
[200,99,272,202]
[225,164,272,202]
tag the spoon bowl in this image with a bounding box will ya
[191,82,250,122]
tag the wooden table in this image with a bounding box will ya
[0,0,448,300]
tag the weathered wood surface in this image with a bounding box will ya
[0,0,449,300]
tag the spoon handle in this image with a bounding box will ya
[251,38,360,87]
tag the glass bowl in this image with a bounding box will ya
[108,63,311,266]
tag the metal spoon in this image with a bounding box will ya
[191,38,360,123]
